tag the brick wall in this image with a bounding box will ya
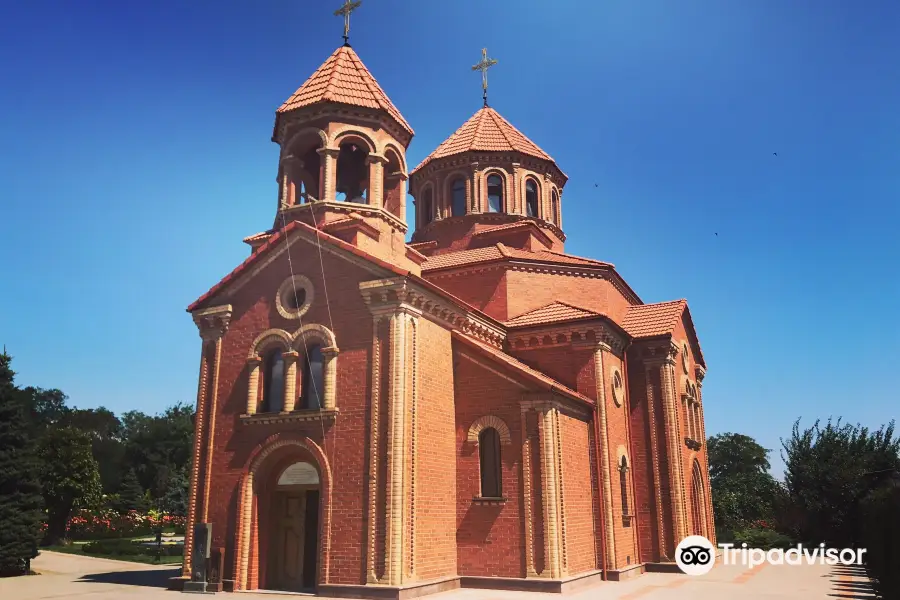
[453,348,525,578]
[410,318,458,580]
[558,411,597,576]
[202,241,380,587]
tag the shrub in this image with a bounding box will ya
[733,527,796,550]
[82,539,183,558]
[859,483,900,600]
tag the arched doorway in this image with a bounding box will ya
[236,438,331,592]
[267,461,320,591]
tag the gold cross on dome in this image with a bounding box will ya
[472,48,498,107]
[334,0,362,44]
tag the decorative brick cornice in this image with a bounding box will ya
[192,304,233,341]
[513,323,627,355]
[281,199,407,234]
[695,364,706,383]
[239,408,339,425]
[275,104,412,149]
[635,339,680,365]
[359,277,505,347]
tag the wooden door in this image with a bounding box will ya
[273,491,306,591]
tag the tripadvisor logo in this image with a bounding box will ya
[676,535,716,576]
[675,535,868,576]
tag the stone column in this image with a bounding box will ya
[520,407,538,577]
[644,364,667,561]
[246,357,261,415]
[471,163,481,213]
[510,163,522,214]
[236,472,254,590]
[557,189,564,229]
[322,346,339,410]
[385,309,413,585]
[282,350,299,412]
[543,173,553,221]
[184,305,232,576]
[539,404,563,579]
[367,155,386,208]
[659,356,688,545]
[696,367,715,544]
[397,172,408,223]
[592,344,617,570]
[317,148,339,203]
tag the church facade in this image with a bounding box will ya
[184,37,714,597]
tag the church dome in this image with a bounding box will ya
[412,107,553,172]
[408,106,567,253]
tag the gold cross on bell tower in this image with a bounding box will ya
[472,48,498,107]
[334,0,362,45]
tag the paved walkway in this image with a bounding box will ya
[0,551,875,599]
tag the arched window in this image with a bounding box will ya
[487,174,504,213]
[300,344,324,410]
[479,427,502,497]
[451,178,466,217]
[525,179,539,217]
[421,188,433,227]
[691,460,705,535]
[550,189,559,224]
[619,456,630,517]
[261,349,285,413]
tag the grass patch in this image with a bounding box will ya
[42,540,183,565]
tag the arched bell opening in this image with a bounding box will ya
[335,141,369,203]
[281,132,323,206]
[382,148,405,219]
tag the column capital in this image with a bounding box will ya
[281,350,300,363]
[321,346,340,358]
[695,365,706,383]
[193,305,233,341]
[317,147,340,158]
[247,356,262,367]
[365,153,388,165]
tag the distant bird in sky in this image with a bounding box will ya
[715,233,718,237]
[773,152,778,156]
[594,183,598,188]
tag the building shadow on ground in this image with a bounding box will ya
[828,564,877,600]
[76,567,180,588]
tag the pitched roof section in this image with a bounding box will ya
[620,300,687,338]
[412,107,552,172]
[420,243,613,272]
[451,331,593,407]
[505,301,602,328]
[277,45,413,135]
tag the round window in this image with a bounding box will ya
[276,275,314,320]
[611,369,624,407]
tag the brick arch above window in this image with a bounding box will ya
[466,415,512,445]
[292,323,337,351]
[248,328,293,359]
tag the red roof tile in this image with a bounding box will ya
[421,243,613,272]
[451,331,593,406]
[277,45,413,135]
[505,301,602,328]
[412,107,553,172]
[620,300,687,338]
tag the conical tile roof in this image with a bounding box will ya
[276,45,413,135]
[412,107,553,172]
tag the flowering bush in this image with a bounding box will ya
[62,509,186,540]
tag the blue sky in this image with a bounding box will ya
[1,1,898,474]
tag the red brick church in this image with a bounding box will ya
[183,17,714,597]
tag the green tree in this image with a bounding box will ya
[121,403,194,499]
[707,433,780,538]
[114,467,147,514]
[63,407,125,493]
[0,352,43,575]
[38,427,102,545]
[781,418,900,547]
[163,466,189,517]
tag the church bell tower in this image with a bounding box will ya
[260,0,419,270]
